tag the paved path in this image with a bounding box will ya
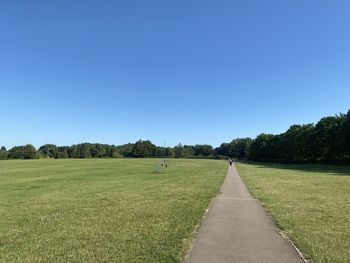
[186,163,304,263]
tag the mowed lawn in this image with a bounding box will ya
[236,161,350,263]
[0,159,226,263]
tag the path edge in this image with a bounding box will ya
[182,165,229,263]
[235,162,310,263]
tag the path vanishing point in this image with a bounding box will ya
[186,162,305,263]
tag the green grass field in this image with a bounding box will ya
[236,161,350,263]
[0,159,226,263]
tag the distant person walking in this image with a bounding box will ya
[229,159,233,166]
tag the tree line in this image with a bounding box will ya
[1,110,349,164]
[215,110,350,163]
[0,141,213,160]
[247,110,350,163]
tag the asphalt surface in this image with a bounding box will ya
[186,163,304,263]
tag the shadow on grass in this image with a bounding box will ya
[237,161,350,176]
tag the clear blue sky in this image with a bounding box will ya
[1,1,350,148]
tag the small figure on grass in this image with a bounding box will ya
[156,160,168,173]
[155,164,160,173]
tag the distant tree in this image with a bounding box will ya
[154,147,166,157]
[56,146,69,158]
[106,145,119,158]
[246,110,350,163]
[174,144,195,158]
[104,144,114,157]
[215,139,252,159]
[23,144,37,159]
[279,124,316,162]
[344,110,350,158]
[67,145,78,158]
[90,144,107,158]
[116,143,134,157]
[131,140,156,157]
[173,143,184,158]
[78,143,92,158]
[183,145,195,158]
[164,147,174,157]
[9,145,37,159]
[38,144,58,158]
[229,138,253,159]
[0,146,8,160]
[194,144,213,156]
[249,134,276,161]
[314,115,346,161]
[8,146,24,159]
[216,143,229,156]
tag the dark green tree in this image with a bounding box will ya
[249,134,276,161]
[38,144,58,158]
[78,143,92,158]
[116,143,134,157]
[9,145,37,159]
[0,146,8,160]
[230,138,253,159]
[173,144,184,158]
[215,143,229,156]
[90,144,107,158]
[57,146,69,158]
[194,144,213,156]
[183,145,195,158]
[8,146,24,159]
[131,140,156,157]
[314,115,345,160]
[23,144,37,159]
[344,110,350,158]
